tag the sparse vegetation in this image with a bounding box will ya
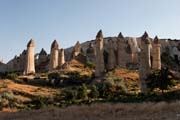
[146,68,176,93]
[0,90,21,110]
[89,85,99,98]
[0,65,180,120]
[0,72,18,80]
[86,61,95,69]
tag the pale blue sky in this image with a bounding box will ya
[0,0,180,63]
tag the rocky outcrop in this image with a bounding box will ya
[95,30,105,77]
[49,40,59,71]
[139,32,151,94]
[152,36,161,70]
[24,39,35,74]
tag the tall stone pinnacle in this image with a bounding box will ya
[49,40,59,71]
[154,36,160,44]
[95,30,104,77]
[24,39,35,74]
[142,31,149,39]
[142,31,150,44]
[152,35,161,70]
[51,40,59,49]
[118,32,124,39]
[96,30,103,38]
[39,48,47,55]
[27,39,35,47]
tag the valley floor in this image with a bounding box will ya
[1,102,180,120]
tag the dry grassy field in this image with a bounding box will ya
[0,63,180,120]
[1,102,180,120]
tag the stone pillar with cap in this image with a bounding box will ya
[59,48,65,67]
[95,30,105,77]
[152,36,161,70]
[49,40,59,71]
[24,39,35,74]
[139,32,151,94]
[107,39,116,70]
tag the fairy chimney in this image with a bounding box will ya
[107,39,116,70]
[59,48,65,66]
[49,40,59,70]
[139,32,151,94]
[152,36,161,70]
[117,32,126,68]
[95,30,105,77]
[73,41,81,58]
[24,39,35,74]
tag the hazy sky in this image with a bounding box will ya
[0,0,180,62]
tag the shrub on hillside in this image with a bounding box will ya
[146,68,175,93]
[6,73,18,80]
[77,84,88,99]
[96,82,111,98]
[0,90,20,110]
[64,87,78,100]
[89,85,99,98]
[86,61,95,69]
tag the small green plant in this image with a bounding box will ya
[64,88,78,100]
[89,85,99,98]
[6,73,18,80]
[97,83,111,98]
[78,84,88,99]
[86,61,95,69]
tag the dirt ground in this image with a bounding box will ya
[1,102,180,120]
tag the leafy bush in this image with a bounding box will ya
[48,72,60,80]
[6,73,18,80]
[65,71,91,85]
[104,72,128,94]
[96,82,111,98]
[86,61,95,69]
[146,68,175,93]
[89,85,99,98]
[64,88,78,100]
[48,72,65,86]
[105,79,127,93]
[77,84,88,99]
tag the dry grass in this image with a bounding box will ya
[0,79,59,97]
[109,69,140,93]
[68,59,93,75]
[1,102,180,120]
[0,79,61,111]
[113,69,139,80]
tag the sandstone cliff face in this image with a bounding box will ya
[0,36,180,73]
[64,37,180,66]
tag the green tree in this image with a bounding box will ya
[147,67,175,93]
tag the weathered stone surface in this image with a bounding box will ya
[24,39,35,74]
[117,33,127,68]
[38,48,48,63]
[1,32,180,75]
[95,30,105,77]
[72,41,81,58]
[139,32,151,94]
[107,39,116,70]
[86,43,95,63]
[59,48,65,67]
[152,36,161,70]
[49,40,59,71]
